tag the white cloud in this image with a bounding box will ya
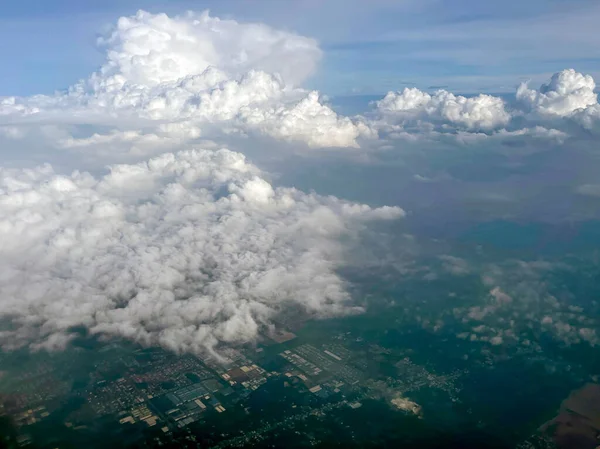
[0,10,406,357]
[0,10,364,152]
[572,103,600,133]
[95,10,321,89]
[243,91,374,148]
[375,88,511,131]
[454,261,600,350]
[368,69,600,143]
[1,13,598,162]
[0,148,403,355]
[516,69,597,117]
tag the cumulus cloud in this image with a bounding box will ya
[471,262,599,348]
[415,256,600,355]
[0,148,403,355]
[367,69,600,144]
[1,13,598,161]
[0,10,366,152]
[243,91,375,148]
[374,88,511,131]
[95,10,321,88]
[516,69,597,117]
[0,9,402,357]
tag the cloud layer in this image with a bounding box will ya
[0,149,403,354]
[0,7,598,164]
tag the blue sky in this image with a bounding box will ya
[2,0,600,96]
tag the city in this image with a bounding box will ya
[0,324,466,449]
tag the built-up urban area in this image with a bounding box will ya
[0,327,465,448]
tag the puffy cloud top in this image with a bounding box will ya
[94,10,321,89]
[369,69,600,140]
[0,149,403,355]
[0,10,364,150]
[516,69,598,117]
[376,88,511,131]
[2,21,599,153]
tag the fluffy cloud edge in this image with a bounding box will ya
[0,147,403,356]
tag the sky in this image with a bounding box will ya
[2,0,600,96]
[1,1,600,357]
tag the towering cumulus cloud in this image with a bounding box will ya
[0,149,403,354]
[95,10,321,88]
[0,10,366,153]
